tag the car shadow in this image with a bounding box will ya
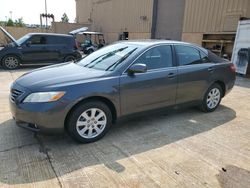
[0,105,236,185]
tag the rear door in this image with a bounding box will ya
[120,45,178,116]
[174,45,214,104]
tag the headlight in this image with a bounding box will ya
[23,91,65,103]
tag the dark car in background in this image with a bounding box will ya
[0,26,81,69]
[9,40,236,143]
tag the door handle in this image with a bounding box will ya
[208,67,214,73]
[167,72,175,79]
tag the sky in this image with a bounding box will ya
[0,0,76,24]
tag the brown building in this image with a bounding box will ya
[75,0,186,43]
[182,0,250,58]
[75,0,250,57]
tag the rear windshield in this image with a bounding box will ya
[77,43,139,71]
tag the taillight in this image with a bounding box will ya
[229,63,236,73]
[74,40,79,49]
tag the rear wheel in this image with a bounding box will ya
[64,55,75,62]
[87,49,94,54]
[2,55,20,70]
[67,101,112,143]
[200,83,222,112]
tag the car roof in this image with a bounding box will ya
[27,33,72,37]
[118,39,192,46]
[118,39,207,53]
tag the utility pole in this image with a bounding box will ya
[9,11,12,20]
[45,0,48,28]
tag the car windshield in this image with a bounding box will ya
[77,43,138,71]
[16,34,30,45]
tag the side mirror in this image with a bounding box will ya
[128,64,147,75]
[26,41,31,47]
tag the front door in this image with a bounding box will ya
[21,35,53,64]
[120,45,178,116]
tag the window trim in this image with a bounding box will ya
[122,44,175,75]
[174,44,210,67]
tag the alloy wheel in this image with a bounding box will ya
[4,56,19,69]
[206,88,221,109]
[76,108,107,139]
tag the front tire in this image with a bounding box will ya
[200,83,222,112]
[2,55,20,70]
[67,101,112,143]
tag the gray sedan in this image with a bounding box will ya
[10,40,236,143]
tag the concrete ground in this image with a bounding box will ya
[0,68,250,188]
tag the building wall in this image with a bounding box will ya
[154,0,185,40]
[183,0,250,33]
[76,0,154,43]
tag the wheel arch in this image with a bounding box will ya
[213,80,226,97]
[64,96,117,129]
[1,53,22,65]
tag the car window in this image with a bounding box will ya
[133,45,173,70]
[30,36,47,45]
[78,43,139,71]
[47,36,71,45]
[175,45,204,66]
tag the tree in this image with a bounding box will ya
[61,13,69,23]
[14,17,25,27]
[6,18,14,26]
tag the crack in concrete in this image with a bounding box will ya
[0,143,38,153]
[34,133,63,188]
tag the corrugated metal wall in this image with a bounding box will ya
[183,0,250,33]
[91,0,153,33]
[75,0,153,42]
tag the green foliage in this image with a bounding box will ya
[6,18,14,26]
[0,18,25,27]
[14,18,25,27]
[61,13,69,23]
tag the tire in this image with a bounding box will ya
[87,49,94,54]
[67,101,112,143]
[200,83,222,112]
[2,55,20,70]
[64,55,76,62]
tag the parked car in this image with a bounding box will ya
[9,40,236,143]
[0,26,81,69]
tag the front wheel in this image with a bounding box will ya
[200,83,222,112]
[2,55,20,70]
[67,101,112,143]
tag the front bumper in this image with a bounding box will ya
[9,84,69,134]
[10,99,66,133]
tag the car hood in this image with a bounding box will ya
[0,26,18,46]
[15,63,107,90]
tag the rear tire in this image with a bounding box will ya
[200,83,222,112]
[2,55,20,70]
[64,55,75,62]
[67,101,112,143]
